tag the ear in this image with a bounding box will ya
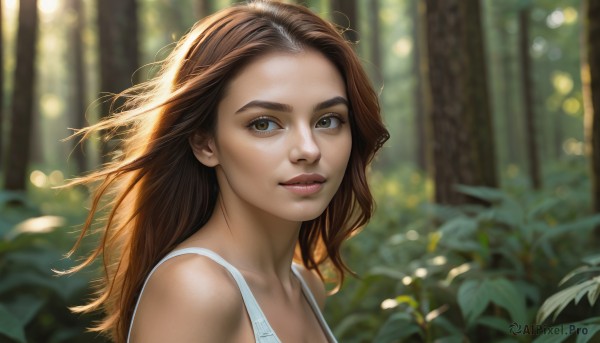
[189,131,219,167]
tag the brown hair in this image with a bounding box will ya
[66,1,388,341]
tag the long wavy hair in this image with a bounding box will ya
[65,1,389,341]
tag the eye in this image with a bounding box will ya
[315,115,343,129]
[248,118,281,132]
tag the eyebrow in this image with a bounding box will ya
[235,96,349,114]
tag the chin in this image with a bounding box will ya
[282,206,328,223]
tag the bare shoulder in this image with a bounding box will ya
[295,263,327,309]
[129,253,245,343]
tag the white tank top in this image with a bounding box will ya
[127,247,338,342]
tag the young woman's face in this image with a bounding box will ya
[207,49,352,222]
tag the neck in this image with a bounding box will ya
[194,195,302,280]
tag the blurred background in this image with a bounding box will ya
[1,0,600,342]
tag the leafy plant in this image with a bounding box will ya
[343,159,600,342]
[530,255,600,343]
[0,190,106,343]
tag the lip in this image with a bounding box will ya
[280,173,326,196]
[280,173,326,185]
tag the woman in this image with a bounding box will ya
[67,1,388,342]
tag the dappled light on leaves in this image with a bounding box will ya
[38,0,59,15]
[546,7,578,29]
[546,9,565,29]
[562,138,584,156]
[7,215,65,240]
[562,97,581,116]
[414,267,427,278]
[30,170,47,188]
[552,71,574,95]
[40,93,64,119]
[29,170,65,188]
[393,38,412,57]
[380,298,398,310]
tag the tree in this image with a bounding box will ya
[0,0,3,171]
[97,0,139,162]
[424,0,498,205]
[582,0,600,237]
[330,0,358,43]
[195,0,214,19]
[4,0,38,191]
[69,0,87,173]
[487,1,522,169]
[412,0,429,173]
[518,5,541,190]
[367,0,382,87]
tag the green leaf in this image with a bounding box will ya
[5,215,65,241]
[535,214,600,248]
[537,278,600,323]
[454,185,506,203]
[0,270,87,301]
[438,216,478,239]
[373,312,421,343]
[559,265,600,286]
[430,315,462,335]
[531,327,571,343]
[368,266,406,280]
[395,295,418,309]
[0,304,26,343]
[5,295,45,325]
[476,316,511,333]
[576,324,600,343]
[432,335,464,343]
[332,313,373,338]
[487,278,527,324]
[588,280,600,306]
[514,279,541,304]
[527,197,563,220]
[458,279,490,326]
[582,254,600,266]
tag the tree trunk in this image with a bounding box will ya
[195,0,214,19]
[425,0,498,205]
[367,0,382,88]
[69,0,87,174]
[4,0,38,191]
[490,1,520,168]
[330,0,358,43]
[413,0,429,173]
[518,7,541,190]
[0,0,4,171]
[582,0,600,238]
[97,0,139,162]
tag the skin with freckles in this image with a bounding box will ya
[129,49,351,342]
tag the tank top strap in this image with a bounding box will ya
[291,264,338,343]
[127,247,280,343]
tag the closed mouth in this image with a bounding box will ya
[280,173,326,185]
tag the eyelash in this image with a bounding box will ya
[246,113,347,135]
[247,116,281,134]
[318,114,346,128]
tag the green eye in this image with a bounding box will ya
[316,116,342,129]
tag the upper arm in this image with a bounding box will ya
[129,255,245,343]
[296,264,327,310]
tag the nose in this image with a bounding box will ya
[289,124,321,164]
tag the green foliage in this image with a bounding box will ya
[536,254,600,333]
[0,189,106,343]
[326,159,600,342]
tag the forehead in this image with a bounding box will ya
[220,49,347,111]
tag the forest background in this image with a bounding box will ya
[1,0,600,342]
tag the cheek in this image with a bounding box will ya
[331,131,353,170]
[217,134,281,178]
